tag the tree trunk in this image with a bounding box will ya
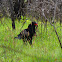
[11,18,15,29]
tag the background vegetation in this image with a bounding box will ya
[0,0,62,62]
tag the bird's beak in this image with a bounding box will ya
[34,23,38,26]
[34,23,38,28]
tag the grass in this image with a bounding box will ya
[0,17,62,62]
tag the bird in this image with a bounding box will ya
[15,22,38,45]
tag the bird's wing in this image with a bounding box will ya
[21,29,30,37]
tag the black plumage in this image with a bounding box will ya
[15,22,38,45]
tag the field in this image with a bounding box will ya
[0,17,62,62]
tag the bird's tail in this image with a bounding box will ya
[14,37,19,39]
[14,34,21,39]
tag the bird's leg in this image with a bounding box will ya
[34,32,37,36]
[23,40,27,45]
[23,38,27,45]
[29,38,32,45]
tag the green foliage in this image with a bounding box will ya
[0,17,62,62]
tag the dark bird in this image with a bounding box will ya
[15,22,38,45]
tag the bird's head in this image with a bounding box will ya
[32,22,38,29]
[28,21,38,31]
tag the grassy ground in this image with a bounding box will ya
[0,17,62,62]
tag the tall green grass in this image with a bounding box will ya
[0,17,62,62]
